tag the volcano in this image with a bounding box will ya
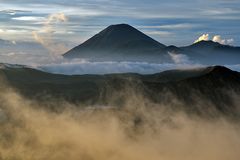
[63,24,169,62]
[64,24,240,64]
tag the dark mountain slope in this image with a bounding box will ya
[63,23,240,64]
[79,24,165,49]
[63,24,169,62]
[179,41,240,64]
[183,40,222,50]
[0,64,240,118]
[143,66,240,116]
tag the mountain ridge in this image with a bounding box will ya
[1,63,240,118]
[63,24,240,65]
[64,24,166,61]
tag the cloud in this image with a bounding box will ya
[1,0,240,47]
[212,35,234,45]
[46,13,68,24]
[12,16,45,21]
[0,52,61,66]
[194,34,209,43]
[194,34,234,45]
[168,52,190,64]
[32,31,45,45]
[1,49,238,75]
[32,13,69,55]
[144,31,172,37]
[38,59,202,75]
[11,40,16,45]
[0,9,31,15]
[139,23,199,30]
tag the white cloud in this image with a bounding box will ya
[46,13,68,25]
[12,16,45,21]
[212,35,234,45]
[194,34,234,45]
[32,31,45,45]
[168,52,190,64]
[32,13,69,55]
[194,34,209,43]
[0,29,28,34]
[139,23,198,30]
[11,40,16,45]
[37,59,202,75]
[145,31,172,36]
[203,8,240,16]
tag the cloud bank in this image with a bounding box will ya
[37,58,240,75]
[38,59,202,75]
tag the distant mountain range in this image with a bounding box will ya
[64,24,240,65]
[1,63,240,118]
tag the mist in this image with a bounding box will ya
[38,59,203,75]
[1,81,240,160]
[38,59,240,75]
[1,49,238,75]
[0,50,240,74]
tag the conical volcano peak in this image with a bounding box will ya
[63,24,240,64]
[105,24,135,30]
[64,24,166,60]
[101,24,140,35]
[95,23,164,47]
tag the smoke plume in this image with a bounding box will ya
[32,13,69,56]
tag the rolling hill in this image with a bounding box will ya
[1,63,240,118]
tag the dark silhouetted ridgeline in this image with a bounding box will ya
[0,63,240,118]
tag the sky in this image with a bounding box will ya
[0,0,240,47]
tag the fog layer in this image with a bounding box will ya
[0,84,240,160]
